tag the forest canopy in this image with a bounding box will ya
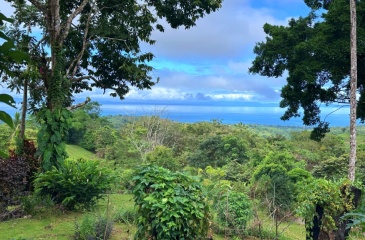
[249,0,365,139]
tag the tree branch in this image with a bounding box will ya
[28,0,46,13]
[60,0,89,45]
[66,5,94,77]
[66,97,91,110]
[71,75,97,83]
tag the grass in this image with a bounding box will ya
[65,144,103,161]
[0,194,135,240]
[1,193,363,240]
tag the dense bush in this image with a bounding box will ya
[297,178,361,238]
[145,145,180,171]
[133,165,210,240]
[215,191,252,233]
[0,153,30,212]
[34,159,117,210]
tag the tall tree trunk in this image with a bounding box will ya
[349,0,357,182]
[20,78,28,141]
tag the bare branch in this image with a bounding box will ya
[66,97,91,110]
[71,75,97,82]
[66,5,94,77]
[60,0,89,45]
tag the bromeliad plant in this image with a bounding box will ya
[132,165,210,240]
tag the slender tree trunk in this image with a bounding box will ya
[20,78,28,141]
[349,0,357,182]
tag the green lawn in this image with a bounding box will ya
[65,144,103,161]
[0,194,135,240]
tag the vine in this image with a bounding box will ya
[37,108,71,171]
[37,48,72,171]
[296,178,361,239]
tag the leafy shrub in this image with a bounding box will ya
[296,178,361,236]
[74,214,113,240]
[34,159,117,210]
[215,191,252,233]
[145,145,180,171]
[133,165,210,240]
[0,154,30,212]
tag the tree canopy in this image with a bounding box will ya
[3,0,223,170]
[5,0,223,111]
[249,0,365,140]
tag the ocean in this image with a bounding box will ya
[99,100,354,127]
[0,99,356,127]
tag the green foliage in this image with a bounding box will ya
[74,214,113,240]
[215,191,253,232]
[312,154,348,179]
[7,0,223,111]
[287,167,313,184]
[0,94,16,130]
[343,211,365,232]
[0,12,28,157]
[249,0,365,138]
[262,151,299,171]
[145,145,180,171]
[296,178,357,232]
[0,12,29,76]
[252,149,309,210]
[118,168,136,192]
[132,165,210,240]
[0,94,15,158]
[34,159,117,210]
[188,134,249,169]
[36,108,72,171]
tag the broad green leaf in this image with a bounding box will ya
[0,12,13,24]
[8,50,30,63]
[0,31,11,41]
[0,110,14,128]
[0,94,16,108]
[0,41,15,52]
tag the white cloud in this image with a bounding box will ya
[125,87,186,100]
[142,0,291,61]
[210,93,254,101]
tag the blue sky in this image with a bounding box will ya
[0,0,311,105]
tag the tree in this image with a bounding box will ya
[349,0,357,182]
[5,0,223,170]
[249,0,365,141]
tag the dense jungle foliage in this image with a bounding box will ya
[1,102,365,239]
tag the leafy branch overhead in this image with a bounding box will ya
[0,12,29,157]
[5,0,223,111]
[249,0,364,140]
